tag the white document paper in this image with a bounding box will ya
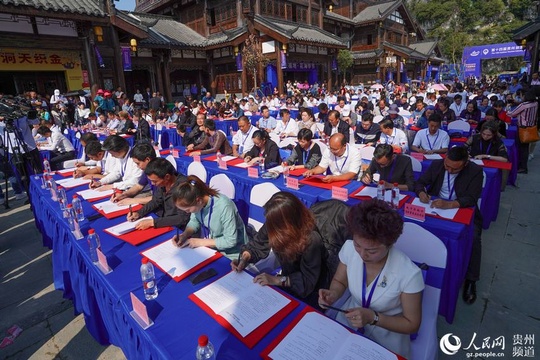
[56,177,91,188]
[471,159,484,166]
[142,240,217,279]
[93,200,131,214]
[233,162,252,168]
[268,312,396,360]
[411,197,459,219]
[57,167,76,175]
[424,154,442,160]
[77,188,115,200]
[220,155,236,162]
[193,271,291,337]
[268,165,285,173]
[353,186,406,203]
[105,217,153,236]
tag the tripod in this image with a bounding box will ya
[1,117,40,209]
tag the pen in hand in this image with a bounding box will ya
[129,204,133,216]
[321,304,350,313]
[235,252,244,272]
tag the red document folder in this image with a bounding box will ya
[91,203,142,220]
[350,185,410,209]
[104,226,173,246]
[189,279,299,349]
[299,176,351,189]
[57,170,74,177]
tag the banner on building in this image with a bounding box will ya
[236,53,243,72]
[281,50,287,69]
[94,45,104,68]
[121,46,132,71]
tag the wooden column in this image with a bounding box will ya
[276,44,284,95]
[327,57,332,92]
[110,26,126,91]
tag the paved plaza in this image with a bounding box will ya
[0,149,539,359]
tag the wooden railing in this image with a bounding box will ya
[215,73,242,93]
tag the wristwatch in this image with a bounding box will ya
[280,276,288,287]
[487,155,491,159]
[370,310,379,326]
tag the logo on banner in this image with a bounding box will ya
[482,49,489,55]
[470,51,480,57]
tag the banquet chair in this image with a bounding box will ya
[187,161,207,183]
[63,159,78,169]
[447,120,471,133]
[404,154,423,172]
[373,115,383,124]
[245,182,281,274]
[313,139,328,154]
[477,170,487,209]
[394,222,447,360]
[165,155,177,171]
[360,146,375,160]
[155,123,163,149]
[209,173,235,199]
[349,128,355,145]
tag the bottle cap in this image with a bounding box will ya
[142,257,149,264]
[57,186,63,190]
[67,204,73,208]
[88,229,95,234]
[198,335,209,346]
[379,180,384,185]
[393,183,398,186]
[73,195,78,199]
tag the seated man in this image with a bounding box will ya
[414,146,483,304]
[303,133,361,183]
[81,140,117,180]
[411,113,450,154]
[273,109,299,138]
[232,116,258,158]
[378,118,409,154]
[361,144,414,191]
[111,142,157,205]
[36,126,76,170]
[90,135,143,191]
[354,113,380,146]
[189,119,233,156]
[126,157,190,230]
[383,104,406,131]
[258,105,277,132]
[323,110,350,143]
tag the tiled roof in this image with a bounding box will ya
[383,41,427,60]
[324,11,354,24]
[409,41,437,57]
[206,26,247,47]
[352,0,399,24]
[351,50,382,60]
[0,0,105,16]
[255,15,346,47]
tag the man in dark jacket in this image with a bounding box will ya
[323,110,350,143]
[414,146,483,304]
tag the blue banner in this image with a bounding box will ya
[121,47,132,71]
[236,54,243,72]
[94,45,104,68]
[462,42,525,77]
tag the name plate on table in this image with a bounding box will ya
[248,167,258,178]
[96,248,112,274]
[410,152,424,162]
[129,292,154,330]
[331,186,348,201]
[286,176,299,190]
[218,158,228,170]
[404,203,426,222]
[172,149,179,158]
[193,155,201,163]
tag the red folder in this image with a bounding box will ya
[141,242,223,282]
[57,170,74,177]
[229,158,251,167]
[299,176,351,190]
[350,185,410,208]
[260,307,404,360]
[482,159,512,170]
[189,281,299,349]
[104,226,173,246]
[91,203,142,220]
[288,168,306,177]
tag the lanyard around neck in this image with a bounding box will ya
[426,130,440,150]
[199,197,214,239]
[334,145,349,174]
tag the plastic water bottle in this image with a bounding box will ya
[259,159,265,175]
[391,183,400,209]
[377,180,385,201]
[57,186,67,213]
[41,171,49,189]
[66,204,80,232]
[43,158,52,174]
[87,229,101,265]
[72,195,85,222]
[216,150,222,161]
[196,335,215,360]
[283,162,289,185]
[140,258,158,300]
[49,178,58,201]
[169,143,174,154]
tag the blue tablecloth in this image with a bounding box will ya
[29,176,310,358]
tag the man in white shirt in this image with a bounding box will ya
[232,116,259,158]
[133,89,144,103]
[106,112,121,131]
[378,118,409,154]
[36,126,76,170]
[89,135,143,191]
[411,113,449,154]
[258,106,277,132]
[81,141,117,181]
[273,108,299,138]
[303,133,361,182]
[449,94,466,116]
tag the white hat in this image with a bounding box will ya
[342,105,351,116]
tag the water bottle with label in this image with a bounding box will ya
[57,186,67,214]
[43,158,52,175]
[169,143,174,154]
[259,159,265,175]
[87,229,101,265]
[391,183,400,209]
[72,195,85,222]
[140,258,158,300]
[66,204,80,233]
[49,178,58,201]
[282,162,289,185]
[216,151,222,161]
[196,335,215,360]
[41,171,49,189]
[377,180,385,201]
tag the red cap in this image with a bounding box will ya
[393,183,398,186]
[142,257,149,264]
[198,335,209,346]
[97,89,104,94]
[67,204,73,208]
[379,180,384,184]
[73,195,78,199]
[88,229,95,234]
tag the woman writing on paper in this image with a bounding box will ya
[232,192,330,308]
[171,175,247,260]
[465,122,508,163]
[283,128,322,170]
[243,130,280,170]
[318,200,424,358]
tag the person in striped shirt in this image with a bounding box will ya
[507,91,538,173]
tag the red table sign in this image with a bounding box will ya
[193,155,201,163]
[129,292,152,329]
[410,152,424,162]
[331,186,348,201]
[96,248,112,274]
[286,176,299,190]
[218,158,228,170]
[404,203,426,222]
[172,149,179,158]
[248,167,258,178]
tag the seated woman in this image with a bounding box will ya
[232,192,330,308]
[284,128,322,170]
[171,175,247,260]
[319,200,424,359]
[244,130,280,170]
[460,101,482,124]
[465,121,508,162]
[478,108,506,137]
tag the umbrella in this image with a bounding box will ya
[431,84,449,92]
[370,84,384,90]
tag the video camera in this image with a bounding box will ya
[0,96,34,130]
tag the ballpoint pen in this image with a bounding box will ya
[129,204,133,216]
[321,304,349,313]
